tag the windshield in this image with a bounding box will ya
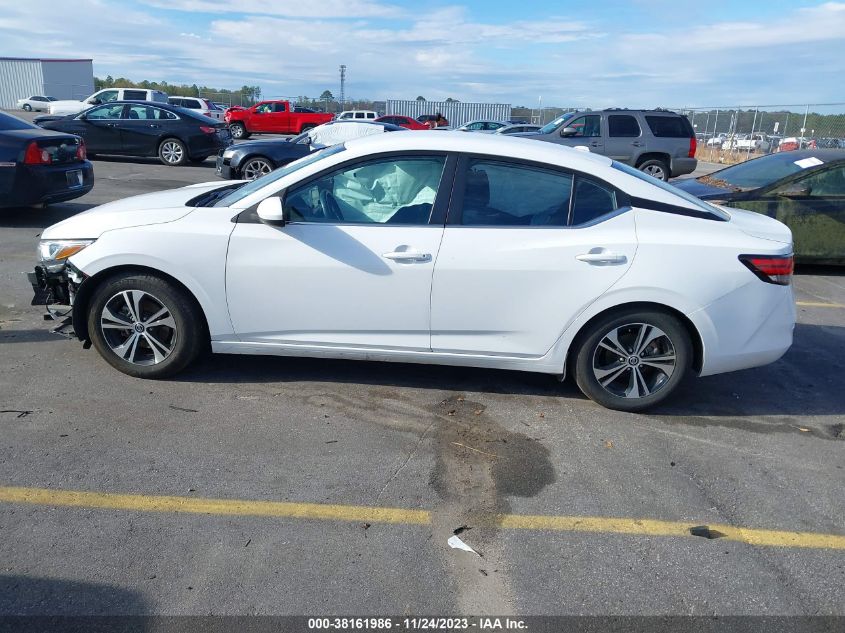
[214,143,347,207]
[700,153,815,190]
[612,161,728,219]
[538,112,574,135]
[0,111,36,131]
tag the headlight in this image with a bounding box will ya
[38,239,95,271]
[222,148,237,159]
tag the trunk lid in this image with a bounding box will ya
[722,205,792,245]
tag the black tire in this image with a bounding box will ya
[22,104,32,112]
[87,273,206,379]
[158,138,188,166]
[638,159,670,181]
[300,123,316,134]
[229,122,249,139]
[573,309,691,412]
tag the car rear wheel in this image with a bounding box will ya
[158,139,188,166]
[88,273,205,379]
[241,157,274,180]
[638,159,670,181]
[300,124,316,133]
[573,310,691,412]
[23,104,32,111]
[229,123,249,139]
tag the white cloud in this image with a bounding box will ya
[139,0,404,19]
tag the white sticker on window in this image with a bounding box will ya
[794,157,823,169]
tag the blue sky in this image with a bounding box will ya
[1,0,843,107]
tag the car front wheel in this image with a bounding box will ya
[241,157,274,180]
[573,310,691,412]
[23,104,32,111]
[87,273,205,378]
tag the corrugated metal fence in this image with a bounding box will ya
[386,100,511,127]
[0,59,43,110]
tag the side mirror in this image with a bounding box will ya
[560,126,577,137]
[257,196,285,226]
[777,184,811,198]
[88,98,101,105]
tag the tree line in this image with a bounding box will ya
[94,76,262,105]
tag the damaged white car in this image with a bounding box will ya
[30,132,795,411]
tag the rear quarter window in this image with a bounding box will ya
[123,90,147,101]
[645,116,693,138]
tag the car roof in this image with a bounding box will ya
[342,130,613,169]
[772,148,845,160]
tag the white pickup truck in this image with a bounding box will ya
[733,133,771,153]
[49,88,168,115]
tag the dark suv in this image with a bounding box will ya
[520,109,697,180]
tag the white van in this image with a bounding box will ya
[49,88,169,115]
[336,110,379,121]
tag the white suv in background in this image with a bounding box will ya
[168,97,224,120]
[49,88,168,116]
[336,110,379,121]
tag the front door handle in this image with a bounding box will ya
[382,250,431,263]
[631,141,644,147]
[576,252,627,265]
[149,124,161,128]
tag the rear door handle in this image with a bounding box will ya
[576,252,627,264]
[382,250,431,263]
[631,141,644,147]
[149,124,161,128]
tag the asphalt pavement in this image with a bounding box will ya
[0,116,843,619]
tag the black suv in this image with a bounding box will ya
[520,109,697,180]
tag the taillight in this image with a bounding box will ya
[689,136,697,158]
[76,139,86,160]
[199,126,217,134]
[24,141,51,165]
[739,254,793,286]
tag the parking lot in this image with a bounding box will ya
[1,116,844,618]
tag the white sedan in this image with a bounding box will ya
[30,132,795,411]
[16,95,57,111]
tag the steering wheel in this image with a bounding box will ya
[318,189,343,221]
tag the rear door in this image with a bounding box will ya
[119,104,174,155]
[605,114,642,163]
[431,156,637,357]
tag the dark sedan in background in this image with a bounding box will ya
[675,149,845,264]
[35,101,231,166]
[217,120,407,180]
[0,111,93,209]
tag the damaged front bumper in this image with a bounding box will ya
[27,262,88,340]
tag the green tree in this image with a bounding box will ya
[416,95,425,101]
[445,97,459,102]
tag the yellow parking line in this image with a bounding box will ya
[796,301,845,309]
[1,485,843,550]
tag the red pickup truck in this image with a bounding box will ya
[224,100,333,139]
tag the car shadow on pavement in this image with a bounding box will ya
[0,574,149,619]
[0,203,95,229]
[174,323,845,418]
[91,155,217,168]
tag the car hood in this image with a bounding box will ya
[41,181,232,239]
[723,205,792,245]
[673,178,733,199]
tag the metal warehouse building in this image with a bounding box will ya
[0,57,94,109]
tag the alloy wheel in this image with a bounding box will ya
[242,158,273,180]
[100,290,177,365]
[591,322,677,399]
[643,164,666,179]
[160,141,184,164]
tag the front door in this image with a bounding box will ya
[226,153,452,350]
[431,156,637,357]
[555,113,605,153]
[77,103,125,152]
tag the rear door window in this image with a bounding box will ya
[645,116,693,138]
[457,159,573,227]
[608,115,641,138]
[570,178,618,225]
